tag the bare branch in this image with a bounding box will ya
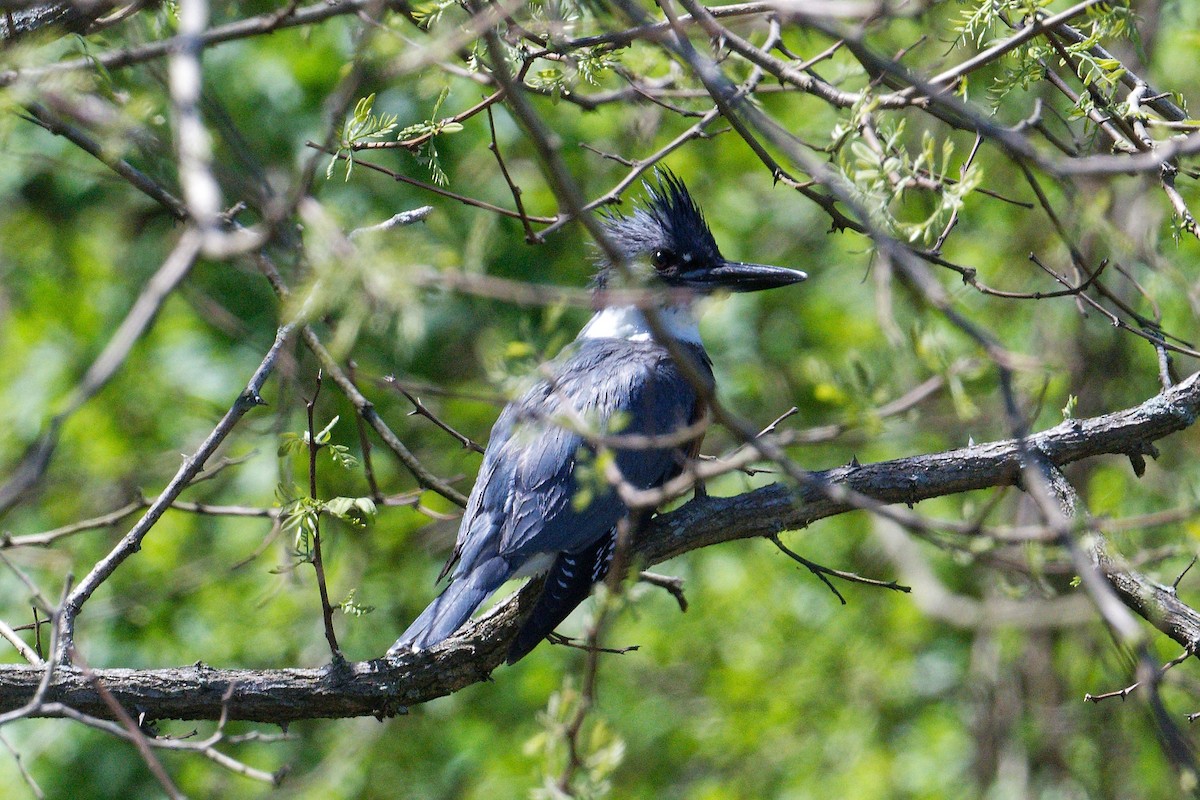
[770,534,910,605]
[55,325,296,664]
[170,0,221,249]
[0,373,1196,721]
[0,0,389,87]
[73,647,184,800]
[255,253,470,507]
[303,373,344,662]
[908,0,1106,98]
[0,619,42,665]
[347,206,434,238]
[0,730,42,799]
[0,230,203,516]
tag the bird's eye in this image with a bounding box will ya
[651,249,674,271]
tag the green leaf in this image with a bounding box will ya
[328,93,397,181]
[339,589,376,617]
[324,496,377,526]
[278,433,306,457]
[315,415,340,445]
[327,444,359,469]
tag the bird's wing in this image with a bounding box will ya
[451,338,709,573]
[500,338,706,558]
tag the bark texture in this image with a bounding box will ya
[2,373,1197,722]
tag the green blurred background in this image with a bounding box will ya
[2,1,1200,797]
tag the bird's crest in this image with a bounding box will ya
[594,169,720,288]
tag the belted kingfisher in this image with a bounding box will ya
[390,171,806,664]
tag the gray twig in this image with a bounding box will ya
[54,325,295,664]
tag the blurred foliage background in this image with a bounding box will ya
[2,0,1200,797]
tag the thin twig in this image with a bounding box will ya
[306,141,558,224]
[256,254,469,507]
[20,102,188,219]
[55,325,295,664]
[348,361,383,502]
[0,619,42,665]
[305,372,343,662]
[4,498,277,550]
[546,632,639,655]
[72,647,184,800]
[1085,650,1192,703]
[637,571,687,612]
[770,535,910,605]
[486,104,540,243]
[347,206,434,238]
[0,730,43,799]
[382,377,485,453]
[0,230,203,516]
[0,0,388,88]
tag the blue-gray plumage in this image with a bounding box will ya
[390,171,806,664]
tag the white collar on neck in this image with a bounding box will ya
[578,305,701,345]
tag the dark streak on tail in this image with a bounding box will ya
[507,532,616,664]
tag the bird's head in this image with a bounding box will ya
[595,170,807,295]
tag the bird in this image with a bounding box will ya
[389,170,806,664]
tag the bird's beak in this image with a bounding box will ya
[681,261,808,293]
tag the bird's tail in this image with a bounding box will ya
[389,556,512,655]
[507,533,616,664]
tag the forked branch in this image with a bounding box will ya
[0,373,1196,722]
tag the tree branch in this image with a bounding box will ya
[53,324,295,664]
[0,230,203,515]
[0,373,1196,721]
[0,0,391,87]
